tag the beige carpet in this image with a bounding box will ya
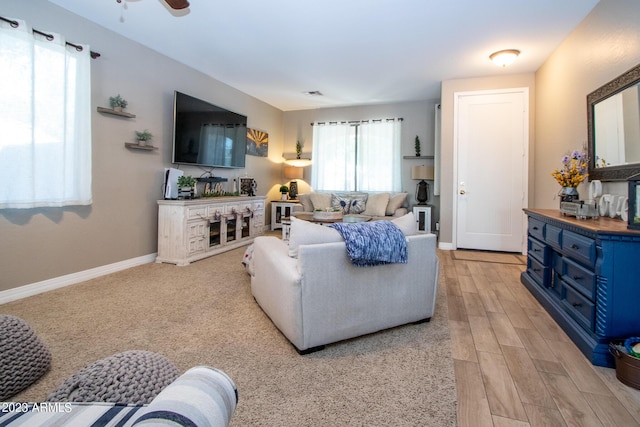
[2,246,456,426]
[452,249,525,265]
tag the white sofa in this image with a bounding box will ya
[293,191,409,221]
[249,214,439,353]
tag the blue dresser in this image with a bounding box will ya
[521,209,640,367]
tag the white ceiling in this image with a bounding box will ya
[48,0,599,111]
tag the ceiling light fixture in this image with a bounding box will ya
[489,49,520,67]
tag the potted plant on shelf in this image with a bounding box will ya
[279,185,289,200]
[177,175,197,199]
[135,129,153,146]
[109,94,128,112]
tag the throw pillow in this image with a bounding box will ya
[391,212,417,236]
[349,193,368,214]
[363,193,390,217]
[386,192,408,216]
[309,192,331,211]
[297,193,313,212]
[288,216,343,257]
[331,193,352,214]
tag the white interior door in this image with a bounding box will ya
[454,89,528,253]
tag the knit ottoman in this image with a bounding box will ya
[0,315,52,401]
[46,350,180,404]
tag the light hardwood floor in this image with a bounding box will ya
[442,250,640,427]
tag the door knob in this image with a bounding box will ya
[459,190,466,195]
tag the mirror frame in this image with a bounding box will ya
[587,63,640,181]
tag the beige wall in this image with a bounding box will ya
[1,0,285,290]
[439,74,536,247]
[535,0,640,207]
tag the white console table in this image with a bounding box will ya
[271,201,298,230]
[412,205,432,233]
[156,196,265,266]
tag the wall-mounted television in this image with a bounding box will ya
[172,91,247,169]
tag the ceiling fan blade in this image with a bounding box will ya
[165,0,190,10]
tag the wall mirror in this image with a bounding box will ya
[587,63,640,181]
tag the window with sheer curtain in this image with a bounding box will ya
[311,119,402,192]
[0,18,92,209]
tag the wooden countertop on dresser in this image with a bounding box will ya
[524,208,640,235]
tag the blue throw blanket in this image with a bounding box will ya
[329,220,407,267]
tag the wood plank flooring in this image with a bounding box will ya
[442,250,640,427]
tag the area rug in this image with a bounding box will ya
[1,246,456,426]
[452,249,525,265]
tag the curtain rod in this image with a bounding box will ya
[0,16,101,59]
[311,118,403,126]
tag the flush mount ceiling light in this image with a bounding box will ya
[489,49,520,67]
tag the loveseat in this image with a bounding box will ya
[293,191,409,221]
[249,213,439,353]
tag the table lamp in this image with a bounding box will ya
[411,165,434,205]
[284,166,303,200]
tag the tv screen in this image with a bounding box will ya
[172,91,247,168]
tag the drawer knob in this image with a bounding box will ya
[572,302,583,308]
[533,268,540,272]
[573,276,582,281]
[532,226,539,230]
[533,248,540,252]
[571,244,579,250]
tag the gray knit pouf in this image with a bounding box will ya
[0,315,52,401]
[46,350,179,404]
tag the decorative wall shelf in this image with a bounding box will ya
[403,156,434,159]
[97,106,136,119]
[125,142,157,151]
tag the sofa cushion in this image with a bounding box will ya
[288,216,342,257]
[362,193,390,217]
[309,192,331,211]
[392,212,417,236]
[386,192,408,215]
[297,193,313,212]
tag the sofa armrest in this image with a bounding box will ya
[250,236,304,347]
[131,366,238,427]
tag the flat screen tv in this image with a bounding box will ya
[172,91,247,168]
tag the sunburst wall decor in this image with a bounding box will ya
[247,128,268,157]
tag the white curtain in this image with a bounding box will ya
[0,18,92,208]
[312,123,355,191]
[311,119,401,192]
[357,120,402,192]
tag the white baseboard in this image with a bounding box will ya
[0,253,157,305]
[438,242,454,250]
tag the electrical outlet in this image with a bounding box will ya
[435,222,440,231]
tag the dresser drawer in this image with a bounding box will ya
[528,237,549,265]
[528,217,545,241]
[546,224,562,251]
[563,230,596,268]
[562,257,596,301]
[527,256,550,287]
[563,283,595,332]
[187,206,207,220]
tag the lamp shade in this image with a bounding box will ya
[411,165,434,180]
[284,166,303,180]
